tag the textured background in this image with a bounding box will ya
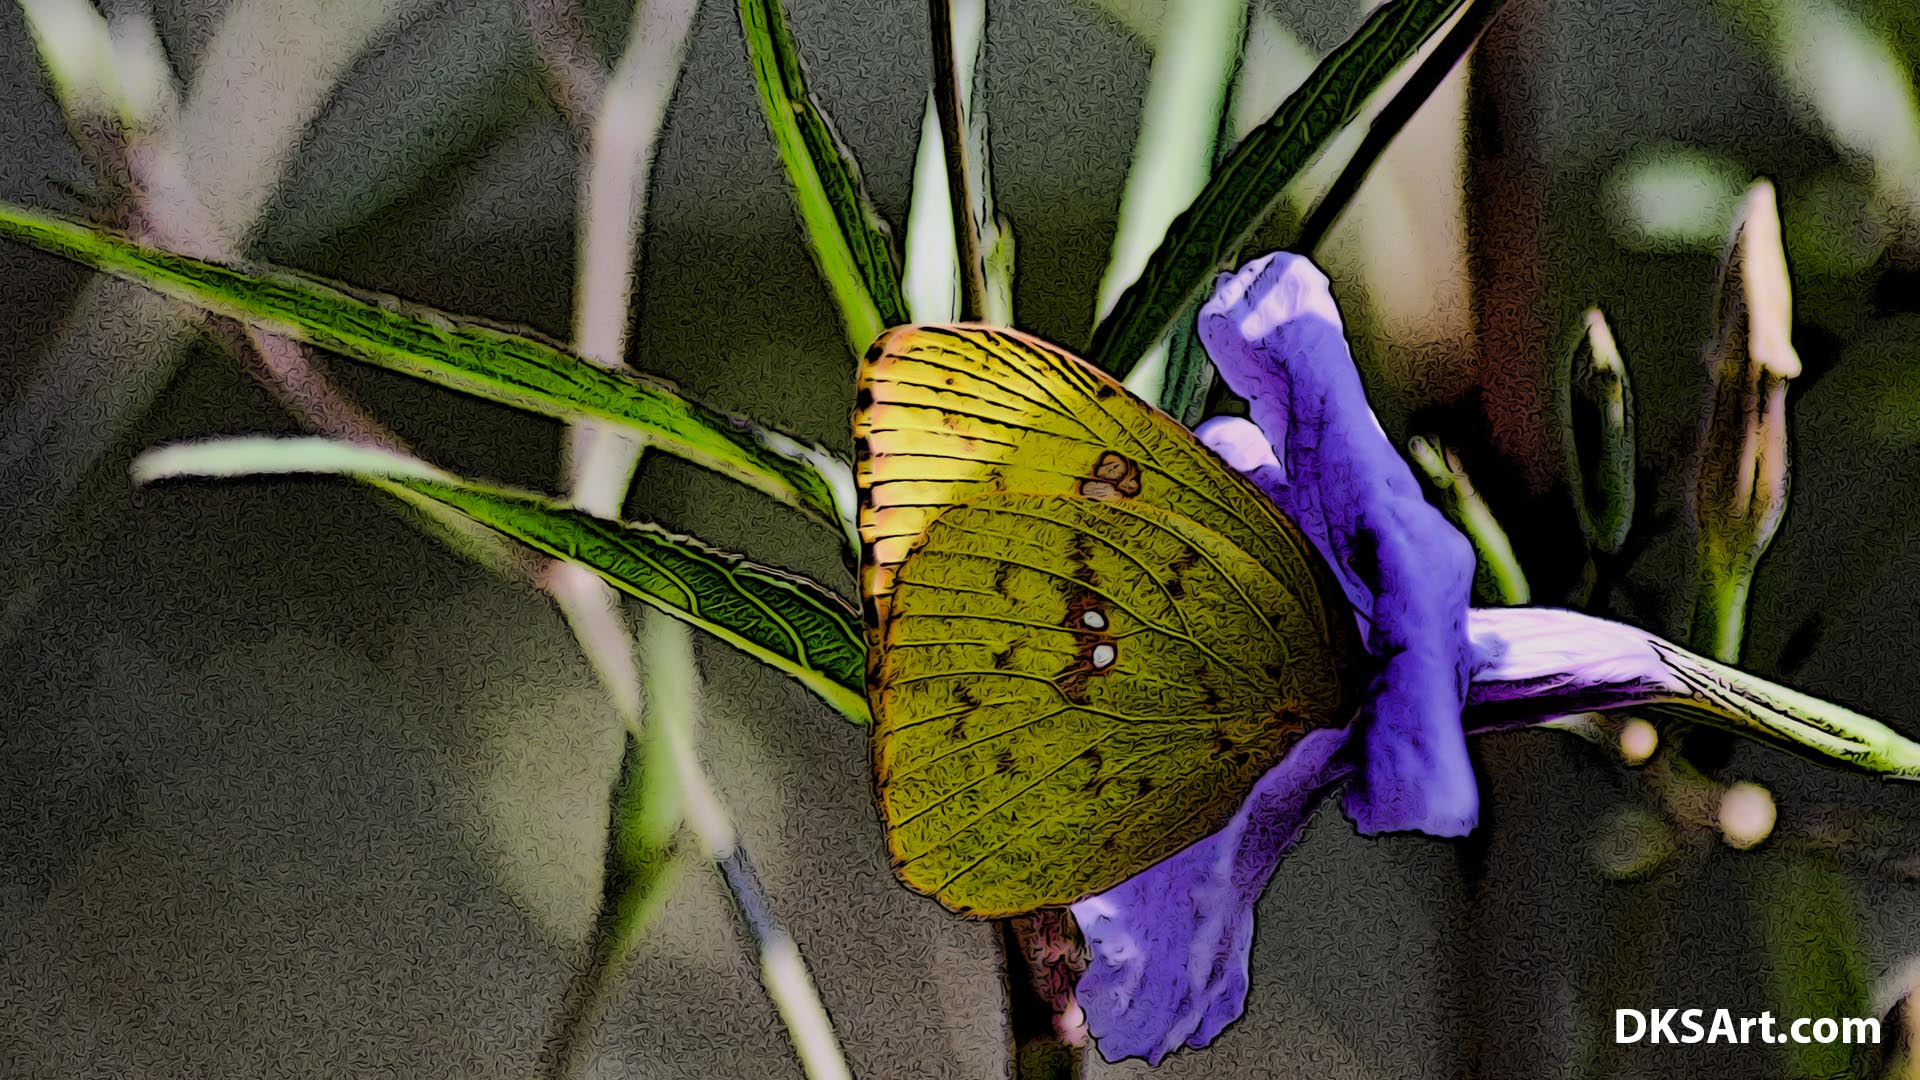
[3,0,1920,1077]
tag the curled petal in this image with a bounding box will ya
[1071,729,1353,1065]
[1197,252,1478,837]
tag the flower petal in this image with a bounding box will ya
[1196,252,1478,837]
[1071,728,1353,1065]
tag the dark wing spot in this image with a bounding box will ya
[1078,480,1119,500]
[992,644,1017,670]
[953,684,979,709]
[1096,385,1116,400]
[855,387,874,410]
[1079,452,1142,501]
[992,562,1016,599]
[1135,777,1155,797]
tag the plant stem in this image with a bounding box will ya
[1000,910,1089,1080]
[535,731,647,1080]
[928,0,989,321]
[1690,572,1751,665]
[1296,0,1505,254]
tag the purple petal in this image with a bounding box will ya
[1196,252,1478,837]
[1071,729,1354,1065]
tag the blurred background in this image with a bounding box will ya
[4,0,1920,1076]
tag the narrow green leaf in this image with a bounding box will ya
[982,210,1016,325]
[1102,0,1245,419]
[134,437,872,723]
[0,202,854,539]
[599,612,703,972]
[1293,0,1502,255]
[1086,0,1470,375]
[1407,434,1531,605]
[599,729,686,975]
[1757,855,1872,1080]
[737,0,909,353]
[1094,0,1246,325]
[1157,313,1214,427]
[903,0,998,324]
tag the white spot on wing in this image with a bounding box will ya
[1091,644,1117,669]
[1081,610,1107,631]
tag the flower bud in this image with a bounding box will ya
[1691,179,1800,663]
[1566,308,1635,555]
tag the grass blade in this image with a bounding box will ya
[1408,435,1531,605]
[904,0,1011,325]
[0,202,854,538]
[1105,0,1246,416]
[133,438,871,724]
[738,0,910,352]
[1086,0,1469,375]
[928,0,990,321]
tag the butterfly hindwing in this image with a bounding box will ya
[876,494,1340,916]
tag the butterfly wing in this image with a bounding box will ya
[855,325,1349,642]
[855,324,1369,916]
[876,493,1347,916]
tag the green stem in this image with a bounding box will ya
[1296,0,1505,254]
[1000,911,1089,1080]
[928,0,989,321]
[1690,568,1751,665]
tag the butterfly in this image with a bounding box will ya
[854,324,1372,918]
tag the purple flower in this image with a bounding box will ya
[1069,252,1480,1065]
[1067,253,1920,1067]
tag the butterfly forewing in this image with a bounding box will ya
[855,325,1335,634]
[877,495,1339,916]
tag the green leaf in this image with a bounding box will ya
[1086,0,1471,375]
[0,202,855,540]
[1105,0,1246,417]
[1095,0,1246,326]
[599,610,706,969]
[600,677,688,969]
[1407,435,1531,605]
[133,438,872,724]
[737,0,909,353]
[903,0,996,324]
[1757,855,1871,1080]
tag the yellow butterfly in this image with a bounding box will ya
[855,324,1371,918]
